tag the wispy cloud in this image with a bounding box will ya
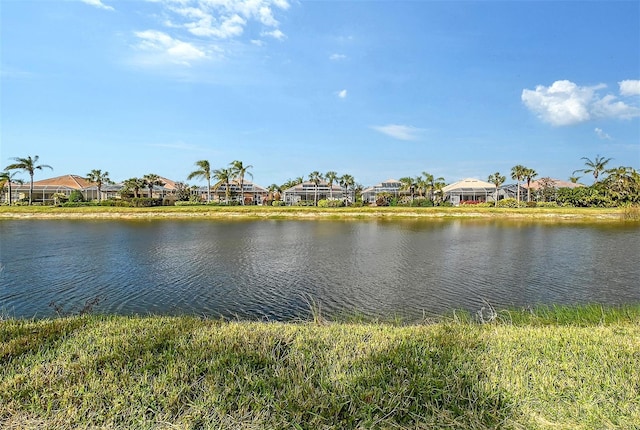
[133,30,208,66]
[330,53,346,61]
[146,142,201,151]
[160,0,289,41]
[337,89,347,99]
[594,128,612,140]
[521,79,640,126]
[81,0,114,11]
[371,124,424,141]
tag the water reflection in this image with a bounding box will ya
[0,219,638,320]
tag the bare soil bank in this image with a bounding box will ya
[0,206,632,221]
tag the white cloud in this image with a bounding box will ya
[522,80,640,126]
[337,89,347,99]
[372,124,424,141]
[81,0,114,11]
[619,80,640,96]
[262,29,285,40]
[134,30,207,65]
[330,53,346,61]
[594,128,612,140]
[161,0,289,40]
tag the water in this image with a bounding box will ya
[1,219,638,320]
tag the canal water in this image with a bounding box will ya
[1,219,638,320]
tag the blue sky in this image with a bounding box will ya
[2,0,639,187]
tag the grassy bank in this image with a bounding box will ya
[0,205,635,221]
[2,306,639,429]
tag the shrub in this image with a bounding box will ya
[410,198,435,207]
[175,201,204,206]
[130,197,162,207]
[272,200,286,206]
[68,190,85,203]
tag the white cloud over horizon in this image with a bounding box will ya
[330,53,346,61]
[81,0,114,11]
[338,89,347,99]
[522,80,640,126]
[372,124,424,141]
[619,79,640,96]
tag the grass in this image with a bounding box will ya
[1,305,639,429]
[0,204,633,222]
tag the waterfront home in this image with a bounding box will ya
[282,180,344,205]
[443,178,497,205]
[194,179,268,205]
[361,179,404,204]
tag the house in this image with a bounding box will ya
[282,180,344,205]
[442,178,497,205]
[361,179,404,204]
[194,179,268,205]
[10,174,96,204]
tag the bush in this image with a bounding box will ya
[175,201,204,206]
[271,200,286,206]
[536,201,559,208]
[411,198,435,207]
[318,199,345,208]
[496,198,520,208]
[130,197,162,207]
[68,190,85,203]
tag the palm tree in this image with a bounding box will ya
[0,170,23,206]
[510,164,527,204]
[523,168,538,203]
[569,175,581,184]
[487,172,506,207]
[5,155,53,205]
[230,160,253,205]
[574,155,613,183]
[213,167,233,204]
[339,174,355,206]
[422,172,445,201]
[143,173,165,199]
[433,177,446,204]
[122,177,145,198]
[325,171,338,199]
[187,160,212,202]
[399,176,416,202]
[86,169,112,202]
[308,171,323,206]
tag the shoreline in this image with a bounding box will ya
[0,206,634,221]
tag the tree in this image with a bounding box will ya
[422,172,445,201]
[523,168,538,202]
[510,165,527,204]
[574,155,613,183]
[433,178,446,204]
[5,155,53,205]
[339,174,355,206]
[86,169,112,202]
[0,170,23,206]
[569,175,581,184]
[399,176,416,202]
[487,172,506,207]
[187,160,212,202]
[143,174,165,199]
[122,177,145,198]
[308,171,323,206]
[213,167,233,204]
[325,171,338,199]
[230,160,253,205]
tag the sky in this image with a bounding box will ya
[1,0,639,188]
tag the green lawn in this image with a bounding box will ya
[2,306,639,429]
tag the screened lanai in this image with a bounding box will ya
[282,181,344,205]
[442,178,497,205]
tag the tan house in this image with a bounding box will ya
[10,174,97,204]
[443,178,497,205]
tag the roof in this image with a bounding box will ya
[524,178,583,190]
[31,174,94,189]
[283,180,343,193]
[442,178,495,192]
